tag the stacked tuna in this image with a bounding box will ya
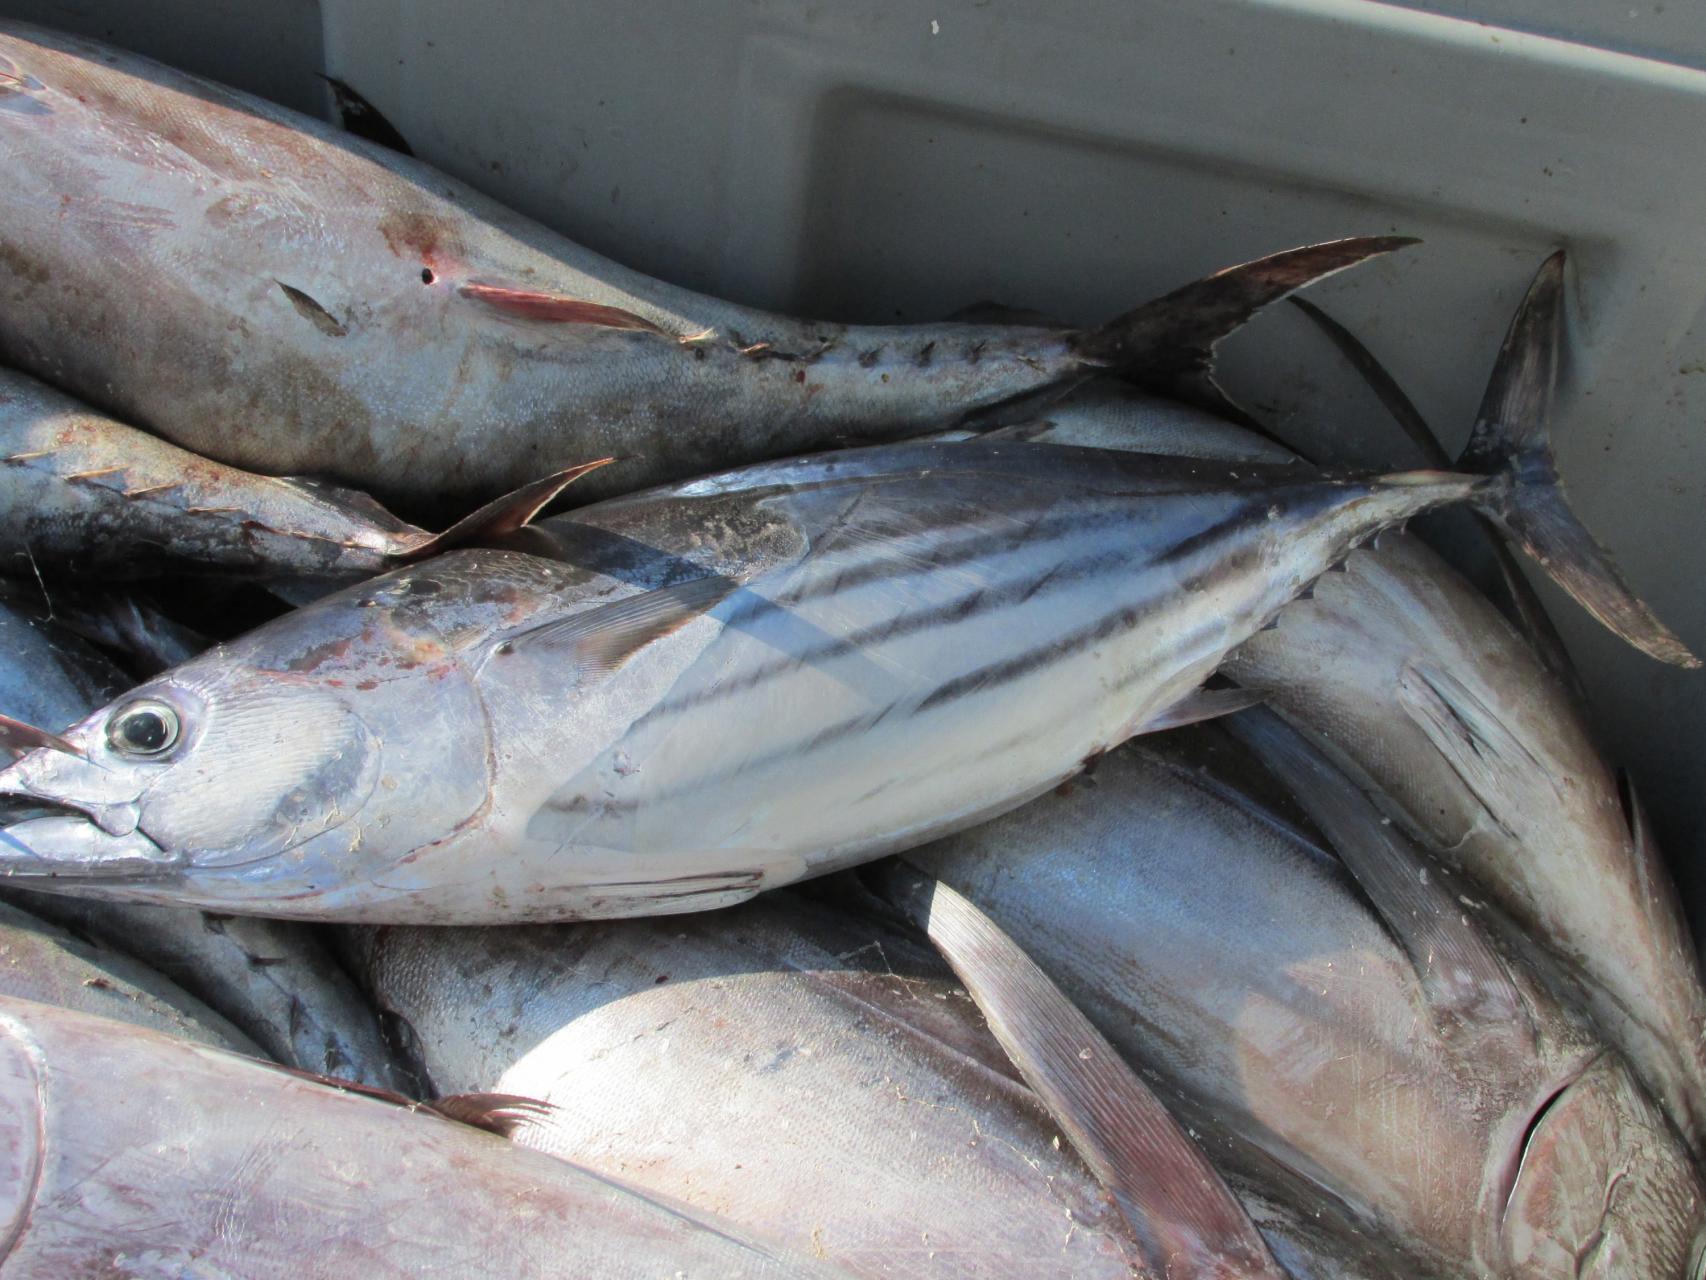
[0,20,1700,1279]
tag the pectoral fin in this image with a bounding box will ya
[878,861,1288,1280]
[459,282,668,334]
[1228,707,1532,1045]
[492,574,739,673]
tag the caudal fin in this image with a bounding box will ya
[1071,236,1418,423]
[1456,253,1698,667]
[400,457,617,561]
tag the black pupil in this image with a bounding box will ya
[120,712,169,752]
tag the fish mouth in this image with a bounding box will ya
[0,798,180,881]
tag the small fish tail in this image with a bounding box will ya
[1070,235,1418,423]
[1455,253,1697,667]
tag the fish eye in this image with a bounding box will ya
[106,701,181,758]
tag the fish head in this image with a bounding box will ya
[1500,1053,1705,1279]
[0,579,496,906]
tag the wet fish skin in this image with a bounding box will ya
[346,894,1149,1278]
[7,891,408,1090]
[1223,533,1706,1157]
[0,898,258,1054]
[0,593,125,733]
[0,365,587,584]
[0,440,1508,921]
[908,735,1706,1279]
[998,376,1706,1158]
[0,995,852,1279]
[0,22,1397,510]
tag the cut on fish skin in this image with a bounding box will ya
[0,21,1408,511]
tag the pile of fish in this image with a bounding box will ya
[0,19,1701,1279]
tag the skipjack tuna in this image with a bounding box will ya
[0,20,1407,510]
[0,257,1691,921]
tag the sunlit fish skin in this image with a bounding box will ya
[346,893,1148,1279]
[1002,377,1706,1158]
[0,23,1399,510]
[0,440,1524,922]
[1223,532,1706,1156]
[0,898,258,1055]
[0,996,853,1279]
[909,736,1706,1280]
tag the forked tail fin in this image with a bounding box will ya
[1455,252,1697,667]
[1071,236,1418,423]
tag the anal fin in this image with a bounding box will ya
[1138,685,1266,735]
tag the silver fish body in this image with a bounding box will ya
[1002,377,1706,1157]
[0,23,1396,511]
[0,995,852,1279]
[0,898,258,1054]
[6,891,406,1089]
[909,736,1706,1279]
[347,894,1150,1278]
[0,366,426,580]
[0,441,1493,921]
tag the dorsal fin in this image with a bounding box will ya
[1227,707,1532,1045]
[267,1062,554,1139]
[459,283,668,334]
[878,861,1290,1279]
[319,73,415,155]
[399,458,616,560]
[490,574,738,672]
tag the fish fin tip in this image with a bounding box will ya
[427,1091,555,1139]
[408,458,616,558]
[1139,685,1266,735]
[877,863,1286,1279]
[0,713,79,760]
[319,72,415,155]
[1073,235,1418,397]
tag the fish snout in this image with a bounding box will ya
[0,750,173,879]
